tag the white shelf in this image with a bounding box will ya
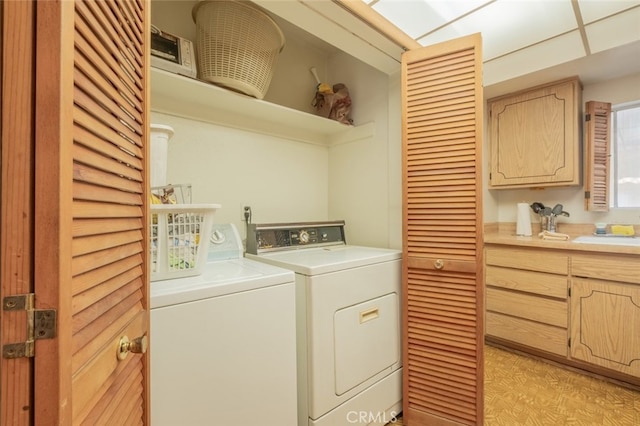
[151,68,372,145]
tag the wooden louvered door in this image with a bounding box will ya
[32,0,150,424]
[584,101,612,211]
[401,34,484,425]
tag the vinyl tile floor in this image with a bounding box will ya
[385,345,639,425]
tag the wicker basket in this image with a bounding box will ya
[192,1,285,99]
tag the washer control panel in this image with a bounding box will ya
[246,221,346,254]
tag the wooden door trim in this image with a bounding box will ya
[33,0,76,423]
[1,2,36,424]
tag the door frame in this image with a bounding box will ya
[1,2,36,424]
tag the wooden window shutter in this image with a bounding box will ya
[34,0,150,423]
[584,101,611,211]
[401,34,484,425]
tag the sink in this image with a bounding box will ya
[572,235,640,246]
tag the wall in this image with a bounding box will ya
[327,52,396,248]
[151,1,396,248]
[487,72,640,230]
[152,111,330,241]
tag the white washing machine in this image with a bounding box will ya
[246,221,402,426]
[151,224,297,426]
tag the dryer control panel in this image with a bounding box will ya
[246,221,346,254]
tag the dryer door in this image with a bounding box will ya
[334,293,400,394]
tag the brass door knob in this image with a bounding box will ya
[117,335,148,360]
[434,259,444,270]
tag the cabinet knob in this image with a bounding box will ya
[434,259,444,270]
[117,335,148,360]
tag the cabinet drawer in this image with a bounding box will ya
[486,312,567,356]
[486,247,568,275]
[486,288,567,327]
[572,254,640,284]
[486,265,567,299]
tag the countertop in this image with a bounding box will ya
[484,223,640,256]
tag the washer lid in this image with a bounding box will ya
[150,258,294,309]
[246,245,401,275]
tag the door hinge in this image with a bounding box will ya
[568,338,571,348]
[584,191,590,199]
[2,293,56,359]
[568,287,571,297]
[585,113,591,122]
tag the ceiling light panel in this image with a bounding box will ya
[415,0,578,60]
[369,0,492,39]
[577,0,640,24]
[585,6,640,53]
[483,30,585,85]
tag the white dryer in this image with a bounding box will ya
[151,224,297,426]
[246,221,402,426]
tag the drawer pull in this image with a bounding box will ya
[434,259,444,270]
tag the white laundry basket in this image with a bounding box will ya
[150,204,220,281]
[192,0,285,99]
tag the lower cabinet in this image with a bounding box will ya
[485,244,640,384]
[485,246,569,356]
[570,254,640,378]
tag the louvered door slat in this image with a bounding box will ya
[72,230,142,256]
[72,123,143,167]
[94,369,140,425]
[72,267,142,311]
[72,284,140,336]
[99,0,144,55]
[74,351,139,425]
[74,181,143,205]
[72,257,142,298]
[584,101,611,211]
[74,143,143,182]
[78,1,142,82]
[94,0,143,69]
[72,217,143,237]
[402,34,483,425]
[71,302,141,372]
[72,243,142,277]
[73,105,142,157]
[74,68,142,135]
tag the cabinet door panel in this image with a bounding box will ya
[489,78,580,188]
[571,278,640,377]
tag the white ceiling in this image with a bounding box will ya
[361,0,640,96]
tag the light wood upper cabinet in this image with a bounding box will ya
[488,77,581,188]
